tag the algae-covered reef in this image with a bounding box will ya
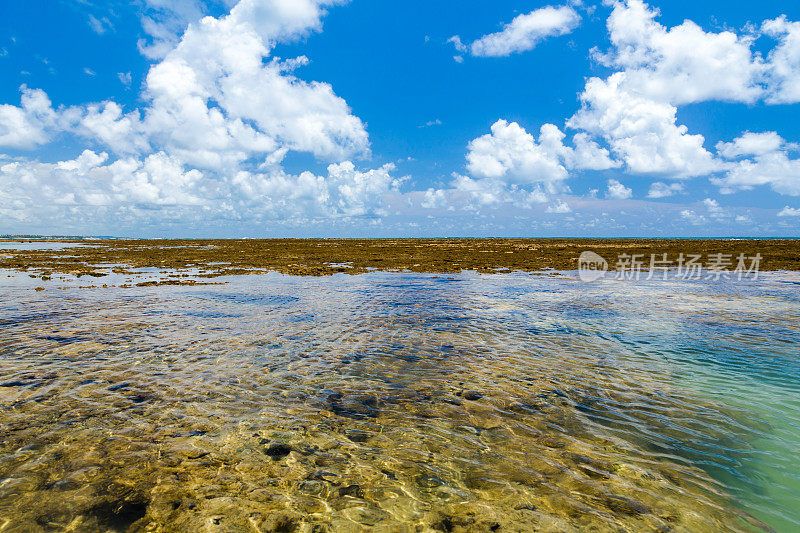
[1,239,799,278]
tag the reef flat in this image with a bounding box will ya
[1,239,799,282]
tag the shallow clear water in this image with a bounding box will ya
[0,270,799,532]
[0,242,89,251]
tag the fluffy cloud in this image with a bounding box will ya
[567,73,719,177]
[763,16,800,104]
[464,0,800,195]
[457,6,580,58]
[137,0,239,59]
[778,206,800,217]
[0,87,62,149]
[2,0,366,169]
[680,209,706,226]
[420,188,448,209]
[466,120,618,187]
[0,0,393,229]
[703,198,726,220]
[0,150,207,210]
[451,174,548,208]
[714,151,800,196]
[4,0,800,234]
[713,131,800,195]
[680,199,727,226]
[231,160,401,218]
[136,0,368,170]
[545,199,571,213]
[451,175,513,206]
[466,0,784,185]
[597,1,800,107]
[568,132,622,171]
[716,131,784,159]
[456,0,799,213]
[0,150,400,226]
[466,120,568,185]
[647,181,684,198]
[77,102,150,155]
[570,1,800,184]
[600,0,765,105]
[560,0,776,178]
[606,179,632,199]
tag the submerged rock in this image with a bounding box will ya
[85,498,148,532]
[343,429,371,443]
[264,443,292,460]
[338,484,364,498]
[327,393,380,420]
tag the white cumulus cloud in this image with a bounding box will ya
[0,151,401,228]
[567,73,719,177]
[606,179,632,199]
[545,199,571,213]
[715,151,800,196]
[647,182,684,198]
[778,206,800,217]
[462,6,581,58]
[0,87,62,149]
[451,174,549,208]
[703,198,726,220]
[716,131,785,159]
[680,209,706,226]
[0,0,397,231]
[599,0,765,105]
[763,16,800,104]
[137,0,239,60]
[466,120,568,185]
[713,131,800,195]
[466,120,618,188]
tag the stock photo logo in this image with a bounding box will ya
[578,251,609,282]
[578,250,762,282]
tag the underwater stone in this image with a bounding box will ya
[343,429,371,443]
[338,484,364,498]
[329,394,380,420]
[85,498,148,531]
[264,443,292,460]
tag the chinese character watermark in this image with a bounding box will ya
[578,251,761,282]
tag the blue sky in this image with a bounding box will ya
[1,0,800,237]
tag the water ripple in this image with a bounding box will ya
[0,271,797,531]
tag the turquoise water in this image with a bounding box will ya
[0,270,798,531]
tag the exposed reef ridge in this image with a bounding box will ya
[2,239,798,280]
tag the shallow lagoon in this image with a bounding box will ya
[0,270,798,532]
